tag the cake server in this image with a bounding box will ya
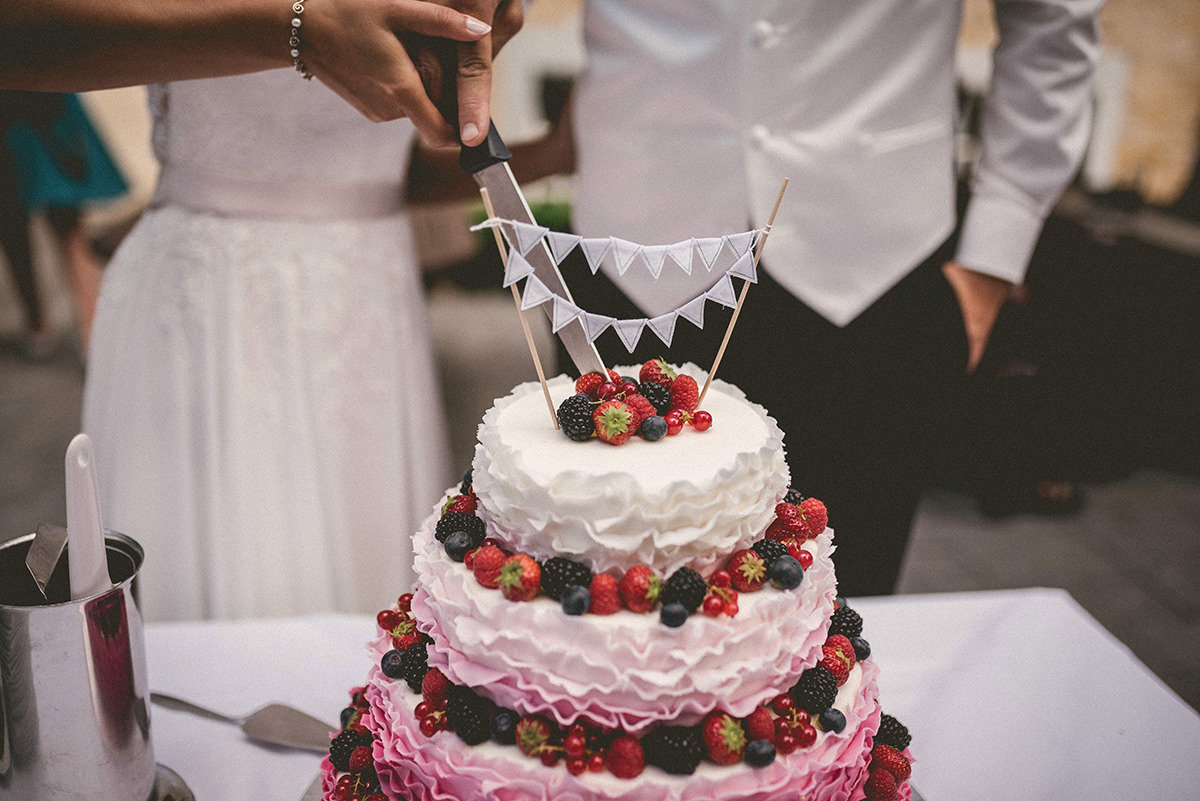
[150,692,335,753]
[24,521,68,598]
[66,432,112,599]
[460,124,608,377]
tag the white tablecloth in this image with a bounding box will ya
[146,587,1200,800]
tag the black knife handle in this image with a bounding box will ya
[460,121,512,175]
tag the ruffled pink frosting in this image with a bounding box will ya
[350,652,882,801]
[471,371,789,577]
[411,513,838,733]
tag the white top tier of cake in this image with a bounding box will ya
[471,369,790,576]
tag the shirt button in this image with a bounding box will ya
[751,20,777,48]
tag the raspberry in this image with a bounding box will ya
[348,744,373,772]
[863,767,899,800]
[871,743,912,782]
[669,373,700,413]
[471,545,507,589]
[624,393,657,427]
[606,735,646,779]
[421,666,453,706]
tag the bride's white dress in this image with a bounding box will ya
[83,71,452,622]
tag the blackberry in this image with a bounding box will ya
[445,686,492,745]
[540,557,593,601]
[640,382,672,415]
[660,567,706,613]
[783,488,806,505]
[329,727,371,772]
[435,511,485,544]
[875,713,911,751]
[828,605,864,639]
[641,725,703,775]
[401,640,430,692]
[556,393,596,441]
[789,665,838,714]
[751,538,789,564]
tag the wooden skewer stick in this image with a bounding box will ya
[480,188,559,429]
[700,177,790,406]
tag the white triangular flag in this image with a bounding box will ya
[611,238,641,276]
[551,297,583,333]
[705,275,738,308]
[580,237,611,274]
[725,230,757,258]
[546,231,582,264]
[694,237,724,270]
[582,313,615,342]
[511,221,549,255]
[502,248,535,287]
[678,296,707,329]
[612,318,646,352]
[647,312,678,347]
[726,250,758,283]
[641,245,669,279]
[667,240,694,275]
[519,275,554,311]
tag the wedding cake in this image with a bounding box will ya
[319,363,914,801]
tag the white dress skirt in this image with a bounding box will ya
[83,72,452,622]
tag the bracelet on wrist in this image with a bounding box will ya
[289,0,313,80]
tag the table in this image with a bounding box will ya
[146,587,1200,800]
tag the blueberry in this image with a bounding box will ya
[640,415,667,441]
[380,648,405,679]
[340,706,356,728]
[490,708,519,744]
[744,738,776,767]
[768,555,804,589]
[561,584,591,616]
[834,595,850,610]
[444,530,474,562]
[850,636,871,662]
[660,601,688,628]
[818,708,846,734]
[459,466,473,494]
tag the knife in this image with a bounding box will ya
[460,124,608,377]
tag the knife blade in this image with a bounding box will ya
[461,125,608,377]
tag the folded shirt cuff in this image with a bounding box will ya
[954,190,1047,285]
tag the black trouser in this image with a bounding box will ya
[555,241,968,597]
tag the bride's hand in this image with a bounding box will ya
[302,0,502,145]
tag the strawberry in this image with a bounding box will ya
[515,715,553,757]
[825,634,857,671]
[702,712,747,765]
[575,372,607,399]
[820,644,851,686]
[798,498,828,539]
[471,545,507,590]
[441,493,477,515]
[638,358,677,388]
[743,705,776,745]
[863,766,898,800]
[593,399,636,445]
[589,573,622,615]
[606,735,645,779]
[870,743,911,782]
[618,565,661,612]
[728,549,767,593]
[421,667,452,707]
[498,554,541,601]
[669,373,700,413]
[624,393,657,428]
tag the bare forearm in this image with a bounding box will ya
[0,0,282,91]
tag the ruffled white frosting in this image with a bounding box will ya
[411,513,838,732]
[346,645,885,801]
[471,370,790,576]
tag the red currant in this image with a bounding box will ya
[588,752,607,772]
[333,775,355,801]
[690,410,713,431]
[620,380,639,397]
[797,724,818,748]
[797,549,813,570]
[774,717,793,738]
[567,756,588,776]
[771,694,795,715]
[711,569,732,588]
[597,381,620,400]
[540,749,562,767]
[376,609,401,632]
[418,715,440,737]
[564,733,586,759]
[665,412,684,436]
[723,599,739,616]
[396,593,414,613]
[777,730,800,754]
[702,594,724,617]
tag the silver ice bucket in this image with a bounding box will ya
[0,531,155,800]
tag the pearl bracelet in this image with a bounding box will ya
[289,0,313,80]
